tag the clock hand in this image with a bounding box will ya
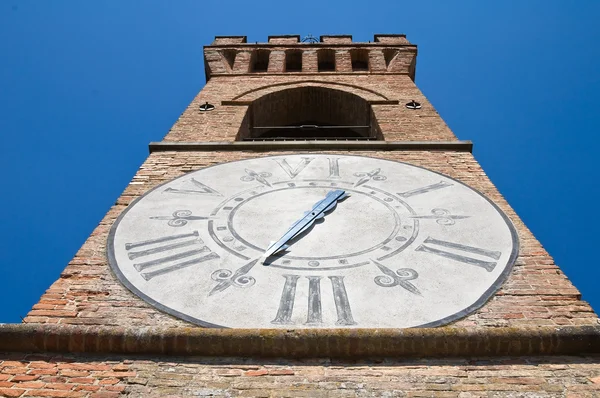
[263,189,348,261]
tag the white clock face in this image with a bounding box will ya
[107,154,518,328]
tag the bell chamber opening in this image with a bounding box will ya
[237,86,382,141]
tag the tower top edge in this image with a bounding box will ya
[210,34,412,46]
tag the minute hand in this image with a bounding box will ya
[263,189,348,259]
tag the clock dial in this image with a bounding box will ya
[107,154,518,328]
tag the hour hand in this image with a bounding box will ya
[263,190,348,263]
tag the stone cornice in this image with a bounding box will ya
[1,324,599,358]
[148,141,474,153]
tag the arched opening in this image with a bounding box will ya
[238,86,382,141]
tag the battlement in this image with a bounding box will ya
[211,34,411,46]
[204,34,416,80]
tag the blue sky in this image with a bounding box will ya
[0,1,599,323]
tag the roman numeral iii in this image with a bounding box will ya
[416,237,501,272]
[272,275,356,326]
[125,231,220,280]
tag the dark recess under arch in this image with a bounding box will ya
[238,86,382,141]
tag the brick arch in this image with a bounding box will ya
[231,80,390,102]
[237,85,383,140]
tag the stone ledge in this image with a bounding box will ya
[148,141,473,153]
[221,99,400,106]
[1,324,599,358]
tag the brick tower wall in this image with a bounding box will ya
[1,34,598,397]
[23,34,597,330]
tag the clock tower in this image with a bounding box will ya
[1,34,599,397]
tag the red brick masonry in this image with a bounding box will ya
[1,352,600,397]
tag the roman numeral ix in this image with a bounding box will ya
[271,275,356,326]
[125,231,220,280]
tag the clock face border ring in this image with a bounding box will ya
[106,153,520,329]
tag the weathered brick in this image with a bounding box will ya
[9,375,38,382]
[11,381,44,389]
[73,385,101,392]
[97,378,119,385]
[244,369,268,377]
[57,364,111,371]
[216,370,242,377]
[0,363,25,369]
[89,392,120,398]
[103,385,126,392]
[95,372,136,379]
[28,361,56,370]
[0,388,25,397]
[67,377,95,384]
[25,389,84,397]
[0,368,27,375]
[27,310,77,318]
[28,368,58,376]
[60,371,89,377]
[44,383,76,390]
[268,369,295,376]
